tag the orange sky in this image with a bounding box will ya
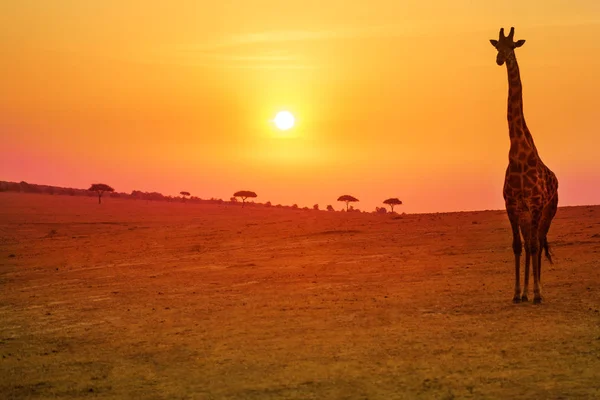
[2,1,600,213]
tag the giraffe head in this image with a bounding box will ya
[490,27,526,66]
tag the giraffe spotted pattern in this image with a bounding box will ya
[490,27,559,304]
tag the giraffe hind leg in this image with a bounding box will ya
[522,247,530,302]
[543,238,553,265]
[530,207,543,304]
[520,222,532,302]
[538,195,558,285]
[540,195,558,267]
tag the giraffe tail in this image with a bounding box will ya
[543,237,554,264]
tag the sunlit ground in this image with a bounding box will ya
[1,192,599,399]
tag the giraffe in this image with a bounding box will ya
[490,27,559,304]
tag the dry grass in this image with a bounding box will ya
[1,192,599,399]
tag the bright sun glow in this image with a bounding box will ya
[273,111,295,130]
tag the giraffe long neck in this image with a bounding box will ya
[505,56,538,159]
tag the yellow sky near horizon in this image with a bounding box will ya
[2,1,600,212]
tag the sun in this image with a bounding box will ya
[273,111,295,131]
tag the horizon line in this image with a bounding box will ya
[2,178,598,216]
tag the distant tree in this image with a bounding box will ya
[180,191,190,202]
[383,198,403,213]
[375,207,387,214]
[264,201,272,207]
[292,204,299,209]
[327,205,334,212]
[89,183,114,204]
[337,195,359,212]
[233,190,257,207]
[313,204,319,211]
[230,196,238,203]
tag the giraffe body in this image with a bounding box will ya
[490,27,559,304]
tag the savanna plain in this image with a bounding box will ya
[1,192,599,399]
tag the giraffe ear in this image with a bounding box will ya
[490,39,498,47]
[515,39,526,48]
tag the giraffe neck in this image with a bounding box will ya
[505,56,539,161]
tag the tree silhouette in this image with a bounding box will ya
[326,205,334,212]
[233,190,257,207]
[383,198,403,213]
[337,195,359,211]
[180,191,190,202]
[88,183,114,204]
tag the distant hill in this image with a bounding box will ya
[0,180,326,211]
[0,180,226,205]
[2,180,383,212]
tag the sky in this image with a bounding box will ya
[2,0,600,213]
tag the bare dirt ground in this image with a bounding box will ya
[1,192,599,399]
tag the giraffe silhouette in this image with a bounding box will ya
[490,27,559,304]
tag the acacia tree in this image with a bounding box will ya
[180,191,191,202]
[88,183,114,204]
[383,198,403,213]
[337,195,359,212]
[233,190,257,207]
